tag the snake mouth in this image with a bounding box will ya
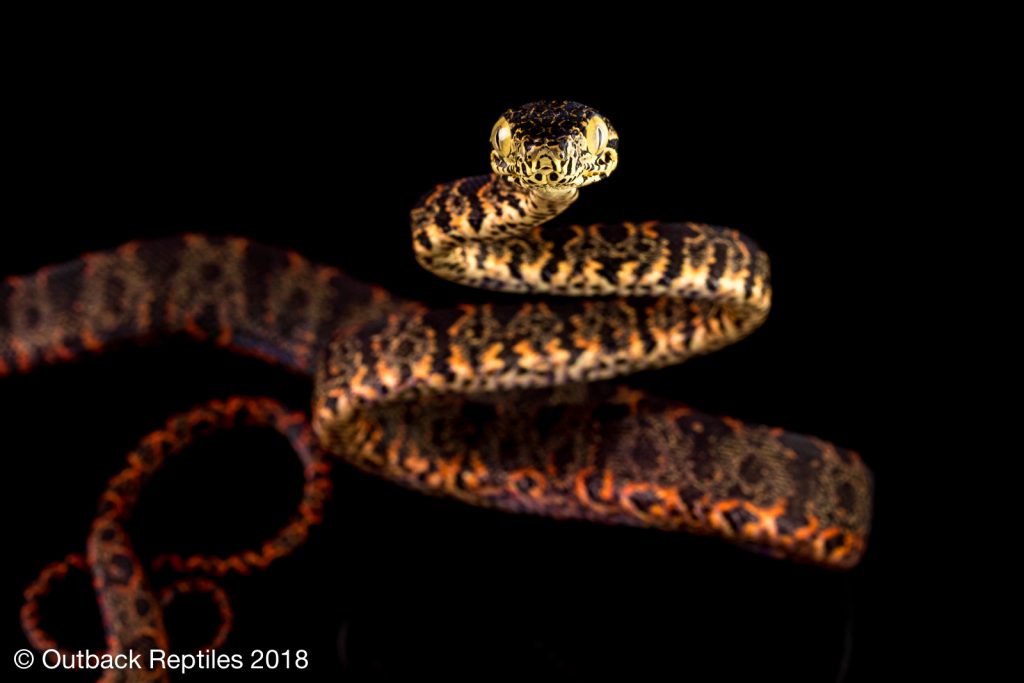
[491,138,596,189]
[514,145,586,188]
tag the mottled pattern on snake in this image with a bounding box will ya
[1,101,872,681]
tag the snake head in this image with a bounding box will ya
[489,101,619,191]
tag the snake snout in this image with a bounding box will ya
[523,145,574,186]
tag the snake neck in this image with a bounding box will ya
[410,174,582,285]
[526,185,579,222]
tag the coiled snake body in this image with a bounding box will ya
[2,101,872,681]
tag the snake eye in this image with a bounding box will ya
[491,117,512,157]
[586,116,608,156]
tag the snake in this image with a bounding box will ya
[2,101,872,681]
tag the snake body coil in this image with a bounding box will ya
[2,101,871,681]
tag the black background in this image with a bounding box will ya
[3,39,912,681]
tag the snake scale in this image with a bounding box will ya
[3,101,872,681]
